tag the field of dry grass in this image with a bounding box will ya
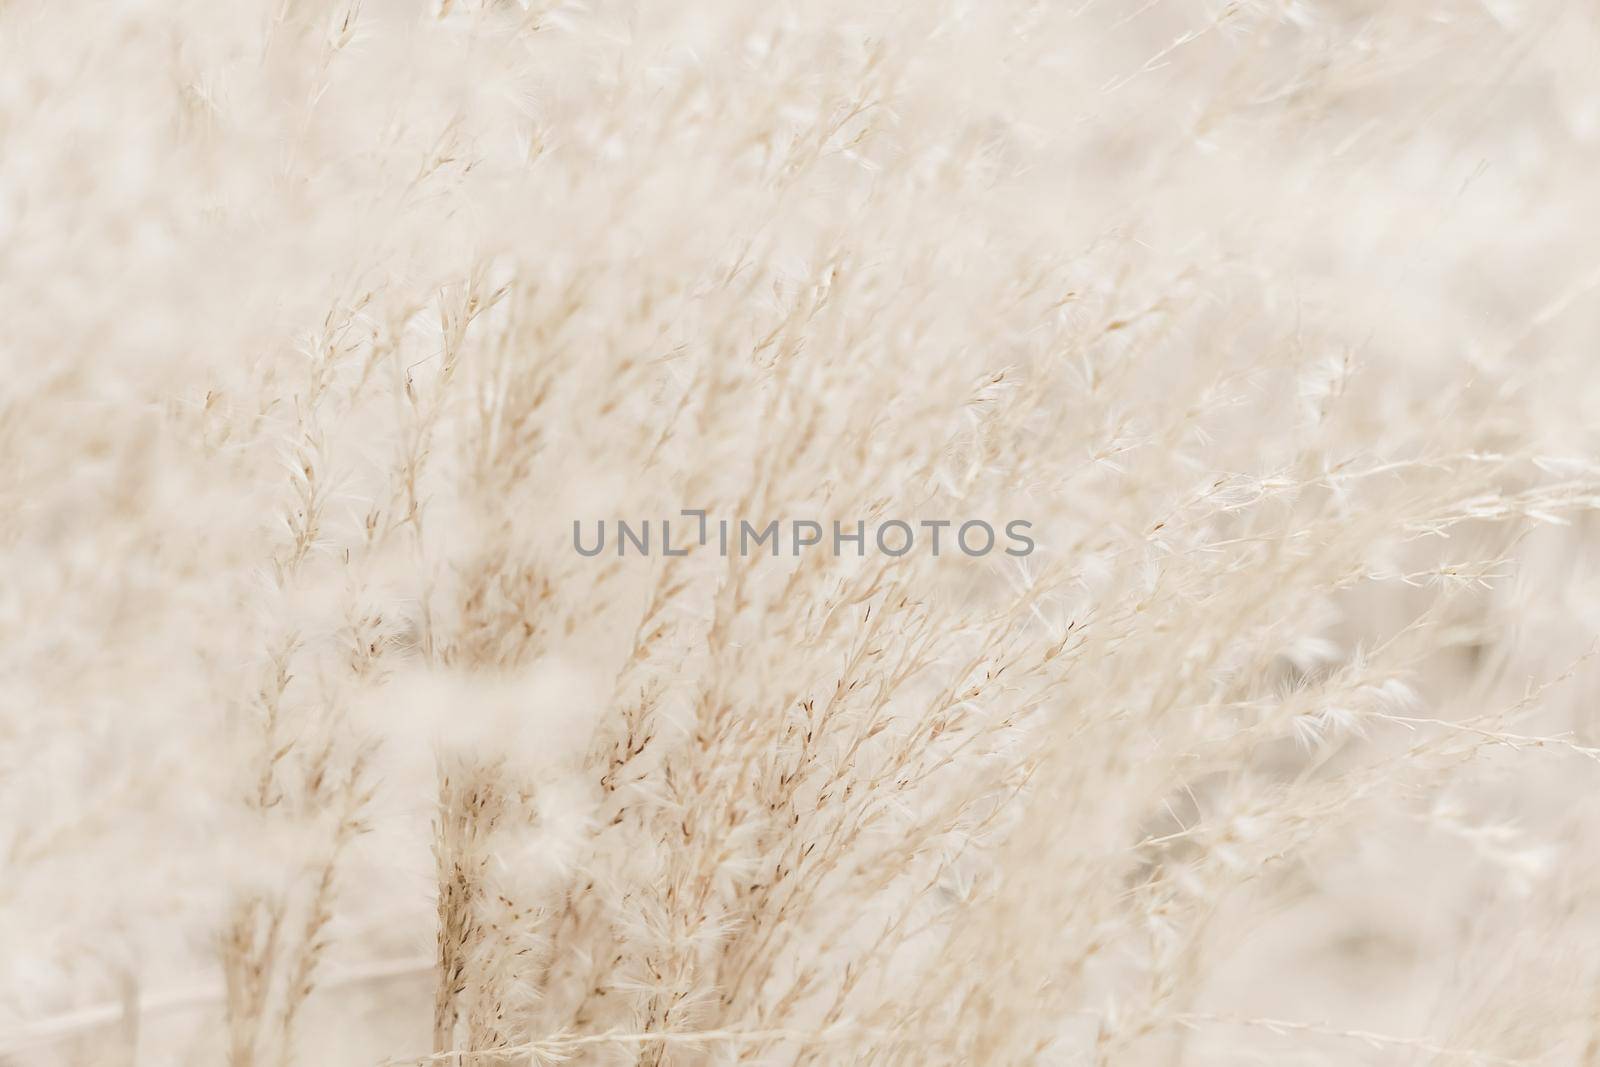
[5,1,1600,1064]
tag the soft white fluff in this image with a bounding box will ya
[5,1,1600,1065]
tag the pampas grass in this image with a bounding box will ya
[5,1,1600,1064]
